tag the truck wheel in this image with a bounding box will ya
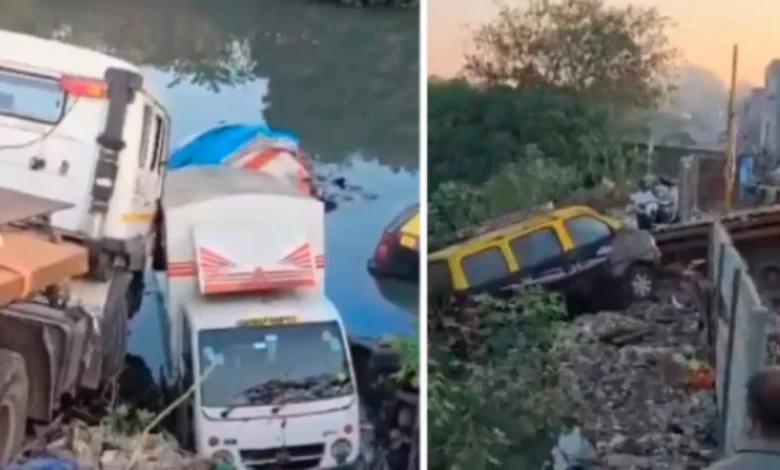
[101,273,131,381]
[151,207,167,272]
[0,349,29,466]
[126,271,144,319]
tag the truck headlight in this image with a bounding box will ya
[330,438,353,463]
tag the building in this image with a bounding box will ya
[760,60,780,155]
[738,87,766,154]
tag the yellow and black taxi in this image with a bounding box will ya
[428,205,660,312]
[368,204,419,282]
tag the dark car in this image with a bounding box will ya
[368,204,419,283]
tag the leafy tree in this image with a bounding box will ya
[465,0,678,111]
[428,79,617,188]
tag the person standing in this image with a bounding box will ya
[705,367,780,469]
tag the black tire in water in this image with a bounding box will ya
[0,349,29,466]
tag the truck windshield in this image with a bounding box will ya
[198,320,354,408]
[0,69,65,124]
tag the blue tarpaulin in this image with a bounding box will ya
[167,123,299,170]
[3,457,78,470]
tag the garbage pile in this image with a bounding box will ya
[559,284,718,469]
[6,420,223,470]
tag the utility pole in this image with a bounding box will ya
[724,44,739,211]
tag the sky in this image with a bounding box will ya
[428,0,780,86]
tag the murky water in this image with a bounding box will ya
[1,0,419,373]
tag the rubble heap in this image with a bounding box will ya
[561,291,719,469]
[9,420,221,470]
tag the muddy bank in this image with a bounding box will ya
[560,284,719,469]
[9,353,417,469]
[11,418,216,470]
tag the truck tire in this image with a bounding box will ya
[151,207,168,272]
[0,349,29,466]
[101,273,131,381]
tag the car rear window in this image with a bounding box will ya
[0,69,65,124]
[384,204,418,233]
[461,247,509,287]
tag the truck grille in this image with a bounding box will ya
[239,443,325,469]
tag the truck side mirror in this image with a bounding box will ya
[369,348,401,375]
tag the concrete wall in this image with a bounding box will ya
[710,222,771,455]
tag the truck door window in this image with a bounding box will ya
[509,228,563,269]
[565,216,612,247]
[138,105,152,168]
[0,69,65,123]
[460,247,509,287]
[150,114,165,171]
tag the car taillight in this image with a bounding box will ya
[60,75,108,99]
[375,232,399,263]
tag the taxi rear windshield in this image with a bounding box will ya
[0,69,65,124]
[385,204,418,233]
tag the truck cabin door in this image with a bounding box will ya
[132,101,168,235]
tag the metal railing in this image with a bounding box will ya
[708,221,771,455]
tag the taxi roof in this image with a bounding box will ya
[429,205,599,261]
[184,291,341,331]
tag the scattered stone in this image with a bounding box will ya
[12,420,218,470]
[562,283,718,469]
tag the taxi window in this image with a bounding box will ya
[509,228,563,268]
[566,216,612,247]
[461,247,509,287]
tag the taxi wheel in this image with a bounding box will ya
[625,262,655,301]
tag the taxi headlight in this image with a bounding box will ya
[330,438,353,462]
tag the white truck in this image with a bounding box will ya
[155,166,362,469]
[0,29,171,314]
[0,30,171,464]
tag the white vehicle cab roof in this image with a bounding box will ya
[184,291,343,332]
[0,29,162,101]
[163,165,305,208]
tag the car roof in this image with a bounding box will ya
[429,205,599,261]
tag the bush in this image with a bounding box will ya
[428,288,574,470]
